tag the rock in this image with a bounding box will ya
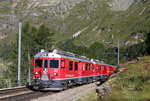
[109,0,136,11]
[55,23,68,32]
[142,0,148,3]
[96,84,112,98]
[72,28,87,38]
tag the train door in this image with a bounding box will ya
[60,59,66,78]
[78,62,83,77]
[74,61,79,77]
[93,64,96,76]
[78,62,84,84]
[90,63,94,75]
[84,63,90,76]
[68,60,74,76]
[41,59,49,81]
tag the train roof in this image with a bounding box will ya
[34,49,116,66]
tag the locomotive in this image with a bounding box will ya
[32,49,117,91]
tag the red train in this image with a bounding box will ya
[32,49,117,91]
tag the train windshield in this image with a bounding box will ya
[35,59,43,68]
[50,60,59,68]
[44,59,48,68]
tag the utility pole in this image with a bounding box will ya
[28,53,31,85]
[101,40,120,66]
[117,40,120,67]
[28,67,31,85]
[18,22,22,86]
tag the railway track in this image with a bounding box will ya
[0,83,98,101]
[0,91,55,101]
[0,87,33,99]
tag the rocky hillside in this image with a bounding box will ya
[0,0,149,59]
[59,0,149,45]
[109,0,136,11]
[0,0,90,37]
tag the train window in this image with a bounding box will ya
[82,64,85,71]
[89,64,91,70]
[101,66,104,71]
[74,62,78,71]
[99,66,101,71]
[50,60,59,68]
[85,64,89,71]
[103,66,105,70]
[44,59,48,68]
[61,60,65,69]
[35,59,43,68]
[69,61,73,70]
[93,65,95,70]
[90,64,94,70]
[104,66,106,71]
[98,66,101,71]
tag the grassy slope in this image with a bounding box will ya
[0,58,9,78]
[76,56,150,101]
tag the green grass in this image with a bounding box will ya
[0,58,9,79]
[76,56,150,101]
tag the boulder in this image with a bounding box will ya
[96,84,112,98]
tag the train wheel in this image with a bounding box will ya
[87,78,90,84]
[90,78,93,83]
[62,82,68,90]
[68,81,73,88]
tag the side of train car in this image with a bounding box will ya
[32,49,117,91]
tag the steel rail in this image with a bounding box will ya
[0,91,55,101]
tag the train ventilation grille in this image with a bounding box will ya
[41,74,49,81]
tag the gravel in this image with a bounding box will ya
[32,82,97,101]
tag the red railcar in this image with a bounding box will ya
[32,49,117,91]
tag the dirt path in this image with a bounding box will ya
[32,82,97,101]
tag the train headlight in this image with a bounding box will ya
[35,72,38,75]
[44,54,48,56]
[53,73,58,76]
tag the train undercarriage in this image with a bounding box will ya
[33,75,108,91]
